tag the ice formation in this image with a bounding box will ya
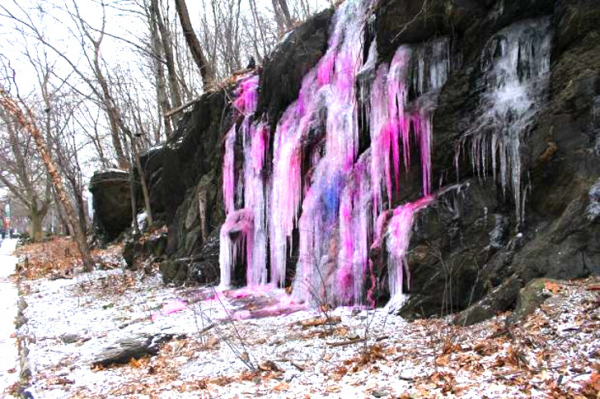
[220,0,452,308]
[455,18,552,224]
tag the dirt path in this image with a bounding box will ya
[0,239,19,398]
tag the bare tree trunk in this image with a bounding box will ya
[130,137,154,228]
[278,0,293,29]
[53,190,73,236]
[149,0,172,139]
[29,206,45,242]
[248,0,269,59]
[0,85,95,271]
[151,0,183,109]
[129,162,140,237]
[271,0,285,34]
[174,0,215,89]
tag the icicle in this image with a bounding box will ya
[223,125,236,215]
[219,209,254,289]
[220,74,264,288]
[272,0,373,291]
[385,196,433,311]
[457,18,551,225]
[243,121,269,286]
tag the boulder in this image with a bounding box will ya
[452,277,523,326]
[89,170,134,242]
[508,278,557,323]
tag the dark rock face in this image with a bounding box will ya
[385,0,600,320]
[259,9,334,125]
[125,0,600,322]
[123,231,168,271]
[89,171,133,242]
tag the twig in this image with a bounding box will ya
[327,338,366,347]
[289,360,305,371]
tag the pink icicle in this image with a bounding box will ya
[223,125,237,215]
[411,111,433,196]
[386,196,433,301]
[219,209,254,288]
[250,122,269,172]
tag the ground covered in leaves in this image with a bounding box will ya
[15,238,124,280]
[11,240,600,398]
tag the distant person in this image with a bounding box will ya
[246,56,256,70]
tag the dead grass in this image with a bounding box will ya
[15,237,124,280]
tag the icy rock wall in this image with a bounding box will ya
[455,18,552,225]
[133,0,600,322]
[220,0,452,308]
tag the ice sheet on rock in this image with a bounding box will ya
[456,17,552,225]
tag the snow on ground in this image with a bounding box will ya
[15,262,600,398]
[0,239,19,398]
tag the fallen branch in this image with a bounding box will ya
[165,98,201,118]
[327,338,366,347]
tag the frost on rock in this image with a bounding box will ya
[455,17,552,225]
[587,179,600,222]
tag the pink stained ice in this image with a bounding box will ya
[411,110,433,196]
[150,299,187,321]
[386,196,433,301]
[162,299,187,315]
[289,0,372,305]
[369,47,412,214]
[370,45,435,210]
[221,74,269,288]
[222,74,260,216]
[223,125,237,215]
[335,152,372,306]
[244,121,269,287]
[233,75,259,116]
[269,68,321,287]
[250,121,268,172]
[387,46,412,176]
[219,209,254,288]
[219,0,447,310]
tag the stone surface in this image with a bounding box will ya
[159,259,189,286]
[259,9,334,124]
[92,334,174,367]
[508,278,555,323]
[89,170,134,242]
[123,0,600,322]
[452,277,523,326]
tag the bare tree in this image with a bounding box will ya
[175,0,215,89]
[0,84,94,271]
[0,109,52,241]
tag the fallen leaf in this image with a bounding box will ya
[273,382,289,391]
[545,281,561,294]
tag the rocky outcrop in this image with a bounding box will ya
[137,10,335,287]
[127,0,599,323]
[92,334,176,367]
[89,170,134,242]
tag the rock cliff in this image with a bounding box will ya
[114,0,599,323]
